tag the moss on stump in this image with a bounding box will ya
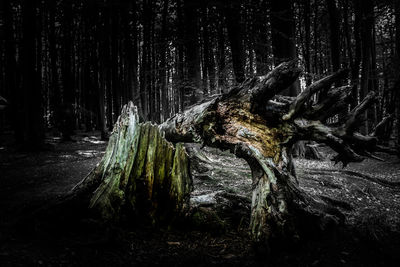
[84,102,192,224]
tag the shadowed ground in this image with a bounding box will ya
[0,131,399,266]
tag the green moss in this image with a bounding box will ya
[87,104,192,225]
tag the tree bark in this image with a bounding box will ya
[217,8,226,93]
[269,0,299,96]
[326,0,341,73]
[183,0,201,104]
[394,0,400,151]
[303,0,312,86]
[20,0,44,148]
[159,61,382,247]
[224,0,246,83]
[72,102,192,223]
[3,0,19,140]
[359,0,375,134]
[61,0,76,140]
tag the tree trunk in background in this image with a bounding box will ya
[47,0,61,128]
[20,0,44,149]
[217,8,226,93]
[184,0,201,105]
[3,0,19,139]
[111,3,121,123]
[131,1,139,108]
[61,0,75,140]
[359,0,375,134]
[253,0,269,76]
[224,0,246,83]
[201,3,211,96]
[270,0,299,96]
[140,0,152,120]
[396,0,400,59]
[205,6,216,95]
[176,0,185,112]
[351,0,362,109]
[326,0,341,73]
[395,0,400,149]
[160,0,169,121]
[303,0,312,86]
[88,0,107,140]
[325,0,346,121]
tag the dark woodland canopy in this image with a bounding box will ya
[0,0,399,150]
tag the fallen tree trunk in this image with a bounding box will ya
[158,61,386,245]
[69,60,385,249]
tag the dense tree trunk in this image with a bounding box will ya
[224,0,246,83]
[217,8,226,93]
[111,3,121,123]
[61,0,75,140]
[326,0,341,73]
[183,0,201,104]
[269,0,299,96]
[176,0,185,112]
[140,0,153,120]
[395,0,400,149]
[159,0,169,121]
[20,0,44,148]
[359,0,375,134]
[3,0,19,139]
[252,0,269,76]
[303,0,312,86]
[47,0,60,128]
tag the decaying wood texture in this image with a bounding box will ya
[72,60,386,249]
[73,102,192,224]
[159,60,386,246]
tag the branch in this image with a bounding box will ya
[305,86,351,121]
[248,60,301,113]
[159,99,217,143]
[283,69,349,121]
[371,114,393,137]
[293,119,364,167]
[343,91,376,133]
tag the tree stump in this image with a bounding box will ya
[74,102,192,224]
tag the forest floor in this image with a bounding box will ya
[0,131,400,266]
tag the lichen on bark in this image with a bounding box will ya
[79,102,192,224]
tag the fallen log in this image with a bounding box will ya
[70,60,385,249]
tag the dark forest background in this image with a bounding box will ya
[0,0,399,150]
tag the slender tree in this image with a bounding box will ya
[224,0,246,83]
[20,0,44,148]
[183,0,201,104]
[269,0,299,96]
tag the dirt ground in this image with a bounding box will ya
[0,131,399,266]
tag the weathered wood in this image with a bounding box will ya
[157,61,382,246]
[283,69,348,121]
[74,102,192,223]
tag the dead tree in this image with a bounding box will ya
[71,103,192,225]
[159,60,385,243]
[71,60,386,248]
